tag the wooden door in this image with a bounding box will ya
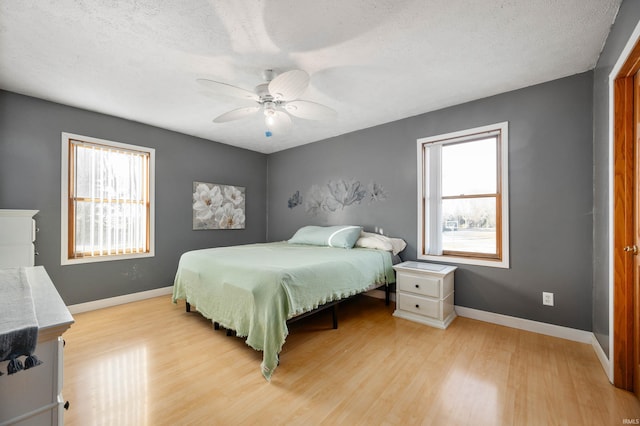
[613,39,640,393]
[634,70,640,399]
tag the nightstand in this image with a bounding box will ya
[392,261,457,329]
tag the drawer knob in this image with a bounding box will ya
[415,304,420,309]
[64,401,70,410]
[415,284,420,288]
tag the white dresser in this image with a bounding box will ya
[393,261,457,329]
[0,210,38,268]
[0,267,73,426]
[0,209,73,426]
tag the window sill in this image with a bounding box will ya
[417,253,509,269]
[61,251,154,266]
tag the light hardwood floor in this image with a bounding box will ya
[62,295,640,425]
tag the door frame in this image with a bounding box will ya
[611,21,640,390]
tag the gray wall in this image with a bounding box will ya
[268,72,594,331]
[0,90,267,305]
[592,0,640,356]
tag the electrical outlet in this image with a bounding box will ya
[542,292,554,306]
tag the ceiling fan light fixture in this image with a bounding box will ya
[265,115,275,127]
[264,102,276,127]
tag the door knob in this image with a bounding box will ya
[624,245,638,255]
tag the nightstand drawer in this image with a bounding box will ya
[397,272,441,298]
[398,293,440,318]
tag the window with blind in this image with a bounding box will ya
[61,133,155,265]
[417,122,509,268]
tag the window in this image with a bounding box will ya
[61,133,155,265]
[417,122,509,268]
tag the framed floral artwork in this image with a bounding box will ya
[192,182,246,230]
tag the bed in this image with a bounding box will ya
[172,226,403,380]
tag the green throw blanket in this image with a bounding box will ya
[172,242,395,380]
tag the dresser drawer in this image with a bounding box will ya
[0,338,59,425]
[397,272,441,298]
[0,243,35,268]
[398,293,440,319]
[0,217,36,243]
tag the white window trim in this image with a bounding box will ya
[60,132,155,265]
[417,122,509,269]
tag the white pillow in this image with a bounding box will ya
[389,237,407,256]
[355,231,406,255]
[355,232,393,251]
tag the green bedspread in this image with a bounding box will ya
[172,242,395,380]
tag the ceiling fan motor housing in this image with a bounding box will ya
[255,83,272,103]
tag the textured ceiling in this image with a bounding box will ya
[0,0,621,154]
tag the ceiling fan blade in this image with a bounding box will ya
[197,78,259,101]
[283,100,337,120]
[268,110,293,134]
[213,106,261,123]
[268,70,310,101]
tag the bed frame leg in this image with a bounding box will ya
[385,285,390,306]
[186,302,191,312]
[214,322,220,330]
[332,304,338,329]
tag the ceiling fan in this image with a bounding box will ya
[197,69,336,137]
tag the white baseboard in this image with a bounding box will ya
[67,286,173,314]
[591,334,613,383]
[454,305,593,344]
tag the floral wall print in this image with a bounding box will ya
[288,190,302,209]
[289,178,388,216]
[193,182,245,229]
